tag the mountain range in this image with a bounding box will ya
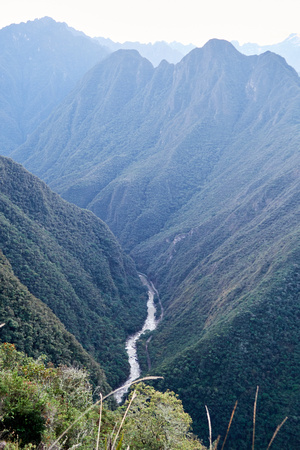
[0,18,299,448]
[94,36,195,66]
[95,33,300,74]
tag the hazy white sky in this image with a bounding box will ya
[0,0,299,46]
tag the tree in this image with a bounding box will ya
[121,383,205,449]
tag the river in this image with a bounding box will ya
[114,274,161,403]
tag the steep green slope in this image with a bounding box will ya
[0,250,110,392]
[144,208,300,446]
[153,258,300,449]
[0,17,108,154]
[0,156,147,386]
[136,144,300,447]
[8,40,300,447]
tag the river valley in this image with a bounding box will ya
[114,274,161,403]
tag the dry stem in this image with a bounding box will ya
[252,386,259,450]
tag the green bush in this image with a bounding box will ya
[0,371,46,445]
[120,383,205,449]
[0,343,96,448]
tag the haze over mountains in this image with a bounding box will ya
[94,36,195,66]
[0,17,108,153]
[95,33,300,74]
[0,17,300,448]
[232,33,300,74]
[1,16,299,157]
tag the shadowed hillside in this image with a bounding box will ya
[0,156,147,387]
[0,250,110,392]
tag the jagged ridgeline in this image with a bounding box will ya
[0,156,147,387]
[5,29,300,448]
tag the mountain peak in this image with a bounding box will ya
[286,33,300,44]
[183,38,241,62]
[202,38,241,55]
[34,16,56,24]
[112,47,149,61]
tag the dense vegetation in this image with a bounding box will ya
[1,19,299,448]
[0,156,147,387]
[0,250,109,391]
[0,342,112,448]
[0,344,205,449]
[152,260,300,448]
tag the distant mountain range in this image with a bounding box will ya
[0,17,108,154]
[0,15,299,155]
[232,33,300,74]
[95,33,300,73]
[94,36,195,66]
[1,18,300,448]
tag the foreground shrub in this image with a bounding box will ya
[0,371,46,445]
[0,343,95,448]
[119,383,205,449]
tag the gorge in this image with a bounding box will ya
[0,17,299,449]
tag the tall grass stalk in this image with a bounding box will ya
[95,393,103,450]
[48,376,162,449]
[212,435,221,450]
[221,400,238,450]
[252,386,259,450]
[106,421,118,449]
[205,405,212,450]
[112,391,137,449]
[266,416,288,450]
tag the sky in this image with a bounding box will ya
[0,0,299,46]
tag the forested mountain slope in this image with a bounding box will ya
[0,156,147,387]
[0,250,110,391]
[8,39,300,447]
[0,17,108,154]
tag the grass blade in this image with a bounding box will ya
[221,400,237,450]
[252,386,259,450]
[112,391,137,448]
[213,435,221,450]
[205,405,212,450]
[96,392,103,450]
[266,417,288,449]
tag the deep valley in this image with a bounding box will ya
[0,17,299,449]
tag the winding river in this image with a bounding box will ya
[114,274,161,403]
